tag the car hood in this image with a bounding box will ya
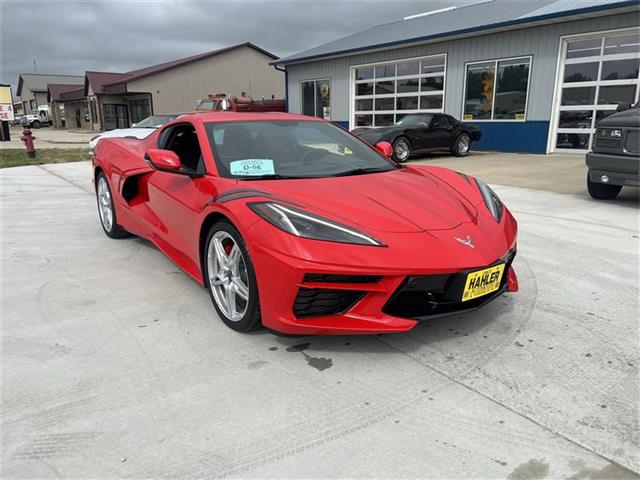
[243,167,478,233]
[351,126,396,138]
[88,128,156,149]
[598,108,640,128]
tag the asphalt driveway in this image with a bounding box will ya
[1,161,638,478]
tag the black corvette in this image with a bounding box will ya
[352,113,482,162]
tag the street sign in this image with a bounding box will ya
[0,85,15,121]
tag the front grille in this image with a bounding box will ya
[625,130,639,154]
[293,288,365,318]
[383,251,516,320]
[303,273,381,284]
[595,137,621,149]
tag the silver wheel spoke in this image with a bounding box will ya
[233,279,249,300]
[213,237,229,268]
[225,284,237,318]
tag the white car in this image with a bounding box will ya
[88,114,183,153]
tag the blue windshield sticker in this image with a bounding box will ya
[230,159,275,176]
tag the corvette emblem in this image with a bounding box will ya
[455,235,475,248]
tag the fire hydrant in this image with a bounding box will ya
[21,128,36,158]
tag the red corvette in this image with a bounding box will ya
[93,112,518,335]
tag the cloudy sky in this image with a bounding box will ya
[1,0,484,99]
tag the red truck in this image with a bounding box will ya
[196,93,286,113]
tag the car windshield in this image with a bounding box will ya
[395,114,433,126]
[206,120,397,179]
[133,114,180,128]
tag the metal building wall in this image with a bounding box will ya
[285,12,638,153]
[127,46,285,114]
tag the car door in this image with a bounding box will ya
[404,115,432,151]
[146,122,210,271]
[427,114,454,150]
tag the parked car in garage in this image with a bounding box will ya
[586,103,639,200]
[351,113,482,162]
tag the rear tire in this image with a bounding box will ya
[452,133,471,157]
[587,172,621,200]
[392,137,411,163]
[204,221,262,332]
[96,172,128,238]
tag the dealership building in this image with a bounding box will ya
[273,0,640,153]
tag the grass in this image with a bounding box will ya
[0,148,89,169]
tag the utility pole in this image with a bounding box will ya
[33,60,37,74]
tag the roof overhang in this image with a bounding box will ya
[272,1,639,66]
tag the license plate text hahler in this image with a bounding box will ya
[461,264,505,302]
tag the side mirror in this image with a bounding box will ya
[145,149,182,172]
[375,141,393,158]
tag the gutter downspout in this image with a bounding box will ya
[274,64,288,113]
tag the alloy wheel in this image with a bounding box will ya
[207,231,250,322]
[97,176,113,232]
[458,136,470,155]
[394,139,410,162]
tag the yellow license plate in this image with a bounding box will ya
[461,264,505,302]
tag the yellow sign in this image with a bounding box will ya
[0,86,12,104]
[0,85,14,121]
[461,264,505,302]
[515,113,525,120]
[463,114,473,120]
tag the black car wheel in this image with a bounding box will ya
[392,137,411,163]
[31,120,42,129]
[452,133,471,157]
[587,172,622,200]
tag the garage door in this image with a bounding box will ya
[552,29,640,152]
[351,54,446,128]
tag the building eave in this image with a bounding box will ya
[272,1,639,66]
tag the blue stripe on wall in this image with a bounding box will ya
[335,119,550,153]
[469,121,549,154]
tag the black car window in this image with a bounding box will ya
[158,123,205,174]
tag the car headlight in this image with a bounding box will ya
[475,178,503,222]
[248,202,385,246]
[598,128,622,138]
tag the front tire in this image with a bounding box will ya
[204,221,262,332]
[392,137,411,163]
[96,172,128,238]
[587,172,621,200]
[452,133,471,157]
[31,120,42,129]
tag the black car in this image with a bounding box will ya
[586,104,639,200]
[351,113,482,162]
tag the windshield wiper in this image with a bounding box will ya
[239,174,304,181]
[332,167,393,177]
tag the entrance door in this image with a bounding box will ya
[104,104,130,130]
[301,78,331,119]
[75,109,81,128]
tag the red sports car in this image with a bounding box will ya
[93,112,518,335]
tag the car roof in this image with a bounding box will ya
[178,111,318,123]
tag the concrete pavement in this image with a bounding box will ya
[1,162,638,478]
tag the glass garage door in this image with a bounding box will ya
[352,54,446,128]
[554,30,640,152]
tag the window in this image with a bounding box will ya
[301,79,331,119]
[463,56,531,121]
[159,123,204,174]
[90,99,98,123]
[205,120,395,179]
[352,54,446,127]
[129,99,151,124]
